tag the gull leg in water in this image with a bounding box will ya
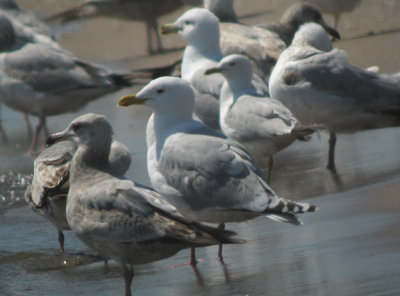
[327,131,337,170]
[123,265,134,296]
[217,223,225,263]
[190,247,197,266]
[0,105,9,144]
[57,230,65,253]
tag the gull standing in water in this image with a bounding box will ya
[25,137,131,253]
[161,8,268,130]
[269,22,400,170]
[0,13,136,154]
[0,0,61,143]
[46,113,244,296]
[118,76,317,262]
[205,54,317,181]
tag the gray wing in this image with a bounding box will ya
[77,178,227,245]
[3,43,117,95]
[288,49,400,108]
[226,94,297,140]
[158,132,278,212]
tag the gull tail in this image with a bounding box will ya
[265,197,318,226]
[191,222,246,245]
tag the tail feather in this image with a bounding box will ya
[192,221,246,245]
[264,196,318,225]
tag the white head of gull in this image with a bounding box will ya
[46,112,243,294]
[161,8,268,130]
[119,76,317,261]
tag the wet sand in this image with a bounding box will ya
[1,0,400,295]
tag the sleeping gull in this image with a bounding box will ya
[46,113,244,296]
[48,0,202,54]
[118,76,317,262]
[0,13,135,154]
[204,0,339,82]
[25,137,131,253]
[204,54,317,181]
[269,22,400,170]
[161,8,268,130]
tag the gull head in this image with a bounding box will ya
[118,76,195,115]
[282,3,340,40]
[46,113,113,149]
[162,8,219,46]
[205,54,253,82]
[292,22,333,52]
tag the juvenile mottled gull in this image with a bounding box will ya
[48,0,202,54]
[204,0,339,82]
[25,137,131,252]
[204,54,317,181]
[269,22,400,170]
[257,2,340,45]
[118,76,317,261]
[46,113,243,296]
[161,8,268,130]
[0,13,134,153]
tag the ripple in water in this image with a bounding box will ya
[0,172,32,210]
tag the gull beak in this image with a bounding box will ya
[204,67,222,76]
[320,20,341,40]
[118,94,148,107]
[46,131,70,147]
[161,23,179,35]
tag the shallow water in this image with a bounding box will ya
[1,0,400,295]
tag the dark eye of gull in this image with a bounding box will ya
[72,123,82,132]
[229,62,236,66]
[157,89,165,94]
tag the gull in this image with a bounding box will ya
[0,1,61,143]
[305,0,361,29]
[269,22,400,170]
[48,0,202,55]
[204,54,317,181]
[161,8,268,130]
[0,13,135,154]
[25,138,131,253]
[257,2,341,45]
[204,0,340,82]
[118,76,317,262]
[46,113,244,296]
